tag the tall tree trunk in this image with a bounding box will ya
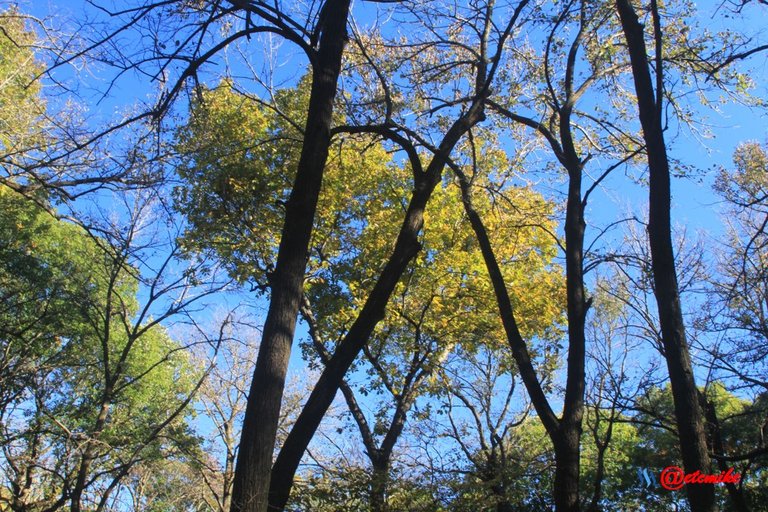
[229,2,351,511]
[370,457,390,512]
[71,391,112,512]
[615,1,715,511]
[268,103,486,512]
[471,4,591,505]
[267,186,427,511]
[454,147,586,512]
[558,121,587,512]
[554,427,582,512]
[555,193,585,512]
[701,394,750,512]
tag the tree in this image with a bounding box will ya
[455,1,660,506]
[203,3,354,508]
[269,2,533,507]
[174,78,392,292]
[294,149,563,511]
[420,360,644,512]
[191,327,255,512]
[0,186,109,512]
[0,183,227,512]
[630,384,768,511]
[0,8,160,205]
[174,71,561,510]
[432,348,545,512]
[172,3,532,509]
[460,0,760,509]
[10,0,767,510]
[11,2,358,504]
[708,141,768,389]
[0,185,98,415]
[118,457,209,512]
[182,320,321,512]
[694,141,768,511]
[615,1,716,509]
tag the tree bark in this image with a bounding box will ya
[464,189,584,512]
[471,6,591,506]
[229,2,351,511]
[554,426,582,512]
[490,482,514,512]
[370,456,390,512]
[615,1,715,511]
[701,394,750,512]
[557,115,587,512]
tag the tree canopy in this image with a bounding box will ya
[1,1,768,511]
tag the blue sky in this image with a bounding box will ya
[17,0,768,459]
[22,0,767,389]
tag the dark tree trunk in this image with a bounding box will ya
[586,412,613,512]
[701,395,750,512]
[70,448,94,512]
[557,117,587,512]
[229,2,351,511]
[554,427,582,512]
[490,483,514,512]
[370,457,390,512]
[468,7,590,504]
[267,174,432,511]
[455,158,585,512]
[615,1,715,511]
[267,103,486,512]
[71,390,112,512]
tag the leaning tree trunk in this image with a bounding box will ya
[615,1,715,511]
[267,102,487,512]
[454,150,586,512]
[229,2,351,511]
[478,6,591,502]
